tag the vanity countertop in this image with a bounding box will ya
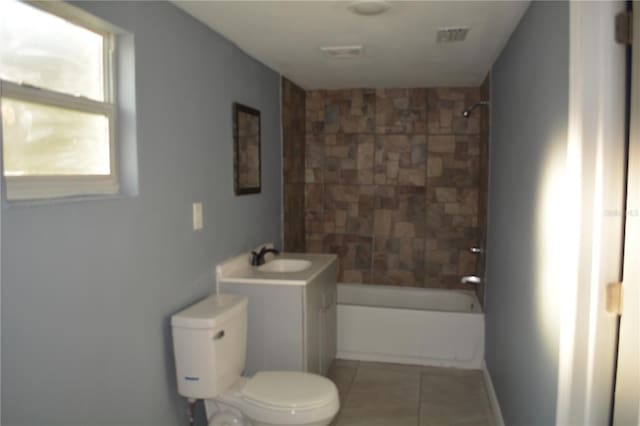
[217,252,337,286]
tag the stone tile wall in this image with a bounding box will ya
[282,78,306,252]
[475,76,490,302]
[302,86,486,290]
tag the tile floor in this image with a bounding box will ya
[327,359,496,426]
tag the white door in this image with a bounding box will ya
[612,6,640,424]
[557,3,628,424]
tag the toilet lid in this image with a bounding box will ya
[241,371,337,410]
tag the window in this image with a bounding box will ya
[0,0,118,200]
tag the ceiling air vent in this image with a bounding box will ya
[436,27,470,43]
[320,45,364,59]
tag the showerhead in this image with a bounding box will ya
[462,101,490,118]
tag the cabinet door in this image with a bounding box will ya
[304,260,338,375]
[220,282,304,375]
[314,261,337,375]
[320,279,337,374]
[304,277,323,374]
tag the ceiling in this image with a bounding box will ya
[173,1,530,90]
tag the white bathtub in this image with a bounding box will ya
[337,284,484,369]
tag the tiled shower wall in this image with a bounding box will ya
[476,76,490,301]
[282,78,306,252]
[303,87,485,290]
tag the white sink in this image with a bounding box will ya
[258,259,312,273]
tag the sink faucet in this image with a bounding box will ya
[251,246,280,266]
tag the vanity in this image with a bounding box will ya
[217,252,337,376]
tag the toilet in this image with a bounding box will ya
[171,294,339,426]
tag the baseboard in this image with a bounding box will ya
[482,361,505,426]
[337,351,482,369]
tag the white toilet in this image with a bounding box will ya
[171,294,340,426]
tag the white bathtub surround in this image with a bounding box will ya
[482,361,505,426]
[337,284,485,369]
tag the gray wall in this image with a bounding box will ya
[486,2,569,425]
[1,2,281,425]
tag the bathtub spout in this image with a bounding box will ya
[461,276,482,285]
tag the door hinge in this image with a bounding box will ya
[606,282,623,315]
[616,10,633,45]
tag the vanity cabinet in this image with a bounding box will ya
[218,255,337,376]
[303,262,338,375]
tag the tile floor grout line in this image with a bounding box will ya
[342,361,359,408]
[332,361,494,426]
[333,360,360,426]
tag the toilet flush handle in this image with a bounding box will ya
[213,330,225,340]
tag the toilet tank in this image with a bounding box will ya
[171,294,247,399]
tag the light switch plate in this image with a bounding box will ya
[192,202,203,230]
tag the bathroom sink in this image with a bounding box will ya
[258,259,312,273]
[218,252,336,285]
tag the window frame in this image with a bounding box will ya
[0,0,119,200]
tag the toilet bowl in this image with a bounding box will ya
[211,372,339,426]
[171,294,340,426]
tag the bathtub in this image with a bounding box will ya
[337,283,484,369]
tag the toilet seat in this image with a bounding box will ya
[242,371,336,409]
[218,371,339,425]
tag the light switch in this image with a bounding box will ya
[192,202,203,230]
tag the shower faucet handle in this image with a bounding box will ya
[461,276,482,285]
[470,247,482,254]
